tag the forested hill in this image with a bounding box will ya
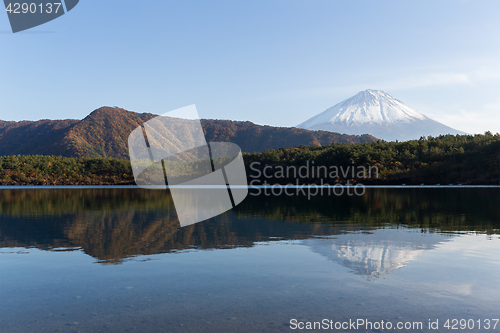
[0,107,378,158]
[0,133,498,185]
[201,118,377,152]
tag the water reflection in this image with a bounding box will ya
[304,230,450,279]
[1,188,500,333]
[0,188,498,266]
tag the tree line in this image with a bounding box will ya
[0,133,498,185]
[244,132,500,185]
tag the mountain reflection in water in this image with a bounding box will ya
[0,188,498,268]
[304,230,451,279]
[1,188,500,333]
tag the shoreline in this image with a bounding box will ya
[1,184,499,189]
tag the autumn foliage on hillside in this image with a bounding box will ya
[0,107,378,160]
[201,119,377,152]
[0,133,498,185]
[0,155,133,185]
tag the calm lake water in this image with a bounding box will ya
[1,188,499,332]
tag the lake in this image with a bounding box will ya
[1,187,499,332]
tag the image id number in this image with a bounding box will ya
[6,3,62,14]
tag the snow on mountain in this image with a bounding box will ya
[297,89,467,141]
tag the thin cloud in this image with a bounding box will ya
[382,72,471,90]
[263,63,500,101]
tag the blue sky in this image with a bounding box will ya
[1,0,500,134]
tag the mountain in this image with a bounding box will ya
[201,118,377,152]
[0,108,155,159]
[297,89,467,141]
[0,107,378,158]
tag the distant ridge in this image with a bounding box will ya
[0,107,378,158]
[298,90,467,141]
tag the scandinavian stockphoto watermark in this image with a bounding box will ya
[4,0,79,33]
[248,161,379,199]
[127,105,248,228]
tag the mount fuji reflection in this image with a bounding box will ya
[304,229,451,279]
[0,187,497,265]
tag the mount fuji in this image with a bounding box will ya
[297,90,466,141]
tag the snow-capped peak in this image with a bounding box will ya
[298,89,427,128]
[296,89,466,141]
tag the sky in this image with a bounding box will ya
[1,0,500,135]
